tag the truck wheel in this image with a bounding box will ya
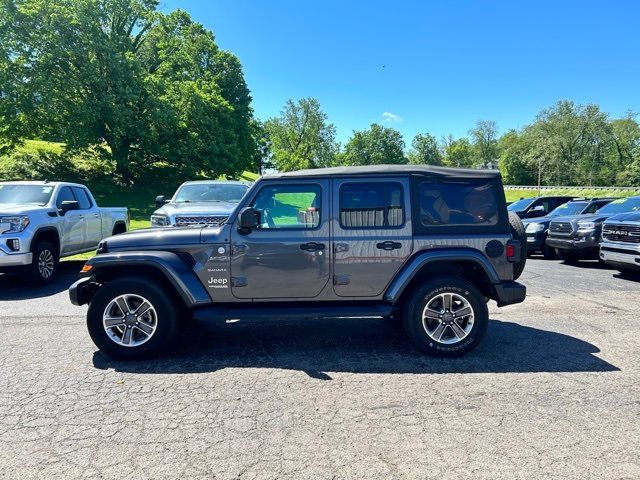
[403,277,488,357]
[508,212,527,280]
[542,237,557,260]
[556,249,579,264]
[28,241,58,284]
[86,277,179,360]
[112,223,126,235]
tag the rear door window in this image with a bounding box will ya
[414,182,504,233]
[339,182,405,228]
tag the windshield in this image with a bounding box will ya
[0,184,55,206]
[174,183,249,203]
[549,202,587,216]
[507,198,535,212]
[597,197,640,215]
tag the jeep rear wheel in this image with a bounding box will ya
[403,277,488,357]
[508,212,527,279]
[87,277,179,360]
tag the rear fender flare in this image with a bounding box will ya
[384,248,501,304]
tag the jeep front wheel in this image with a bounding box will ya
[403,277,488,357]
[86,277,179,360]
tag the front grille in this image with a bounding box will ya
[549,222,573,234]
[174,215,228,227]
[602,224,640,243]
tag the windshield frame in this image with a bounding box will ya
[172,183,249,204]
[0,184,55,207]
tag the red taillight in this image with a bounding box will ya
[506,243,515,259]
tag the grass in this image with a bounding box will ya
[504,188,637,203]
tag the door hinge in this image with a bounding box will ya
[231,276,248,287]
[333,274,351,286]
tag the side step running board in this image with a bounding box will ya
[191,304,395,323]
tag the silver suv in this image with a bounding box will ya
[151,180,249,227]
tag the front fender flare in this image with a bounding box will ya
[384,248,502,304]
[83,251,211,307]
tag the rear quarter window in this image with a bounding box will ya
[412,179,508,235]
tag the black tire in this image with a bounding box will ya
[87,277,179,360]
[402,277,488,357]
[556,248,579,264]
[616,267,640,277]
[542,236,557,260]
[27,241,59,284]
[508,212,527,280]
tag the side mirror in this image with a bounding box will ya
[155,195,167,209]
[528,205,546,217]
[60,200,79,214]
[238,207,259,234]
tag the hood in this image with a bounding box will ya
[102,226,223,251]
[603,211,640,224]
[0,203,50,215]
[155,201,238,216]
[550,213,610,225]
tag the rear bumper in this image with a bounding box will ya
[493,281,526,307]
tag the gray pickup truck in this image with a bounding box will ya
[0,181,128,283]
[600,211,640,274]
[70,165,526,360]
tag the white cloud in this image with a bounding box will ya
[381,112,402,123]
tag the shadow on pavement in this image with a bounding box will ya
[0,260,83,300]
[93,317,619,378]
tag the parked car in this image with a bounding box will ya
[547,196,640,262]
[600,211,640,275]
[0,181,128,283]
[151,180,250,227]
[508,195,576,219]
[524,198,613,259]
[70,165,527,360]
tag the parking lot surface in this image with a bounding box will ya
[1,258,639,479]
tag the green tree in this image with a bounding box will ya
[342,124,406,166]
[264,98,338,171]
[407,133,442,165]
[0,0,255,184]
[608,114,640,185]
[469,120,499,168]
[442,136,474,168]
[498,130,537,185]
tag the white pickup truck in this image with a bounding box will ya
[0,181,128,283]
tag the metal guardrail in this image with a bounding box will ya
[504,185,640,192]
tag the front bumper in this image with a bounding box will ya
[525,232,544,250]
[600,243,640,271]
[493,281,526,307]
[69,277,98,306]
[546,234,599,252]
[0,251,33,269]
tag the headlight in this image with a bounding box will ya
[525,223,545,233]
[577,221,596,230]
[0,216,30,233]
[150,214,170,227]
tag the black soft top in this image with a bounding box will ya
[263,164,501,181]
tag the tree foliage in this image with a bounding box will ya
[407,133,442,165]
[341,124,406,166]
[0,0,255,184]
[442,136,474,168]
[469,120,499,168]
[264,98,338,171]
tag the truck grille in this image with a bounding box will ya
[175,215,228,227]
[549,222,573,234]
[602,224,640,243]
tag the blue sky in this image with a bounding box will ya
[162,0,640,145]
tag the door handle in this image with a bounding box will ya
[300,242,326,251]
[376,241,402,251]
[94,213,100,218]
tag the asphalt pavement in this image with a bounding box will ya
[1,257,639,479]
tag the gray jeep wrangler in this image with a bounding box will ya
[69,165,527,360]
